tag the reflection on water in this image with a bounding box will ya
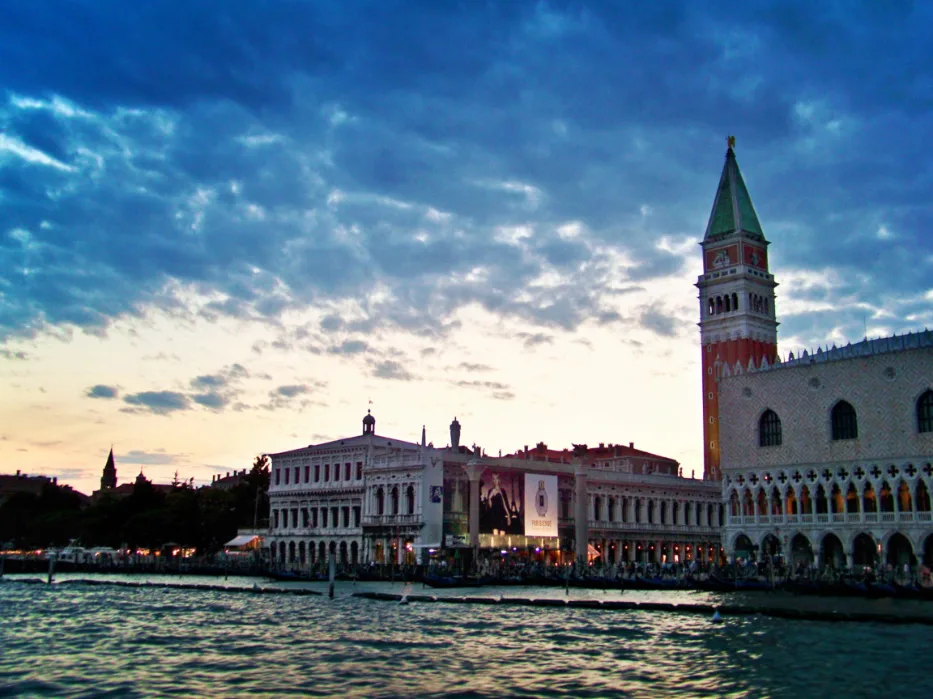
[0,575,927,698]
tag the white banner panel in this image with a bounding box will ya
[524,473,558,537]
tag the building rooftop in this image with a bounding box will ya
[704,141,765,242]
[719,328,933,379]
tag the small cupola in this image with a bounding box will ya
[363,409,376,435]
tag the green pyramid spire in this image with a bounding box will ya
[704,141,764,241]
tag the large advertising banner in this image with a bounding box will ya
[479,470,524,535]
[524,473,558,537]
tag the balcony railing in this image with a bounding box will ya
[728,510,929,527]
[588,521,718,535]
[362,514,421,527]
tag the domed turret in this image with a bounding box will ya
[363,409,376,435]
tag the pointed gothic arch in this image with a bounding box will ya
[830,483,843,513]
[880,481,894,513]
[886,533,915,567]
[821,532,845,569]
[729,490,740,517]
[897,478,912,515]
[800,485,812,515]
[846,482,859,513]
[916,480,931,512]
[862,482,877,513]
[756,488,768,517]
[853,533,877,566]
[814,484,828,514]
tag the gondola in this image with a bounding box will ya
[421,574,485,588]
[625,576,689,591]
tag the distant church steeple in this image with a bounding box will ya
[696,138,779,480]
[100,447,117,490]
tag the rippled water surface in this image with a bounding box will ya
[0,575,928,698]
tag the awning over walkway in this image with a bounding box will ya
[225,535,260,548]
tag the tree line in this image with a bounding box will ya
[0,457,270,553]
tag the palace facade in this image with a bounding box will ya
[704,141,933,568]
[265,415,721,568]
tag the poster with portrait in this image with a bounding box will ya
[478,470,524,535]
[524,474,558,537]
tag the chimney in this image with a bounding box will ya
[599,443,604,449]
[53,477,58,485]
[16,469,21,476]
[629,442,634,449]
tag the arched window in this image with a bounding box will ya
[593,495,601,521]
[376,488,385,516]
[390,486,399,515]
[406,485,415,515]
[916,480,931,512]
[724,295,731,312]
[708,298,715,316]
[732,292,738,311]
[863,482,877,512]
[831,400,858,440]
[716,297,723,314]
[918,390,933,433]
[759,409,782,447]
[607,497,615,523]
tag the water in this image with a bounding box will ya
[0,575,928,698]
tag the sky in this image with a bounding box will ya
[1,1,931,496]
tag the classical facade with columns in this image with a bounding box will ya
[265,414,721,568]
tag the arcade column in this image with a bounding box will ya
[463,460,485,566]
[574,462,588,564]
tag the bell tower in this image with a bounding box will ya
[696,138,778,480]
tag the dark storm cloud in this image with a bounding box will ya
[370,360,414,381]
[0,1,930,349]
[275,385,310,399]
[86,384,118,399]
[639,309,680,338]
[123,391,191,415]
[260,382,325,412]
